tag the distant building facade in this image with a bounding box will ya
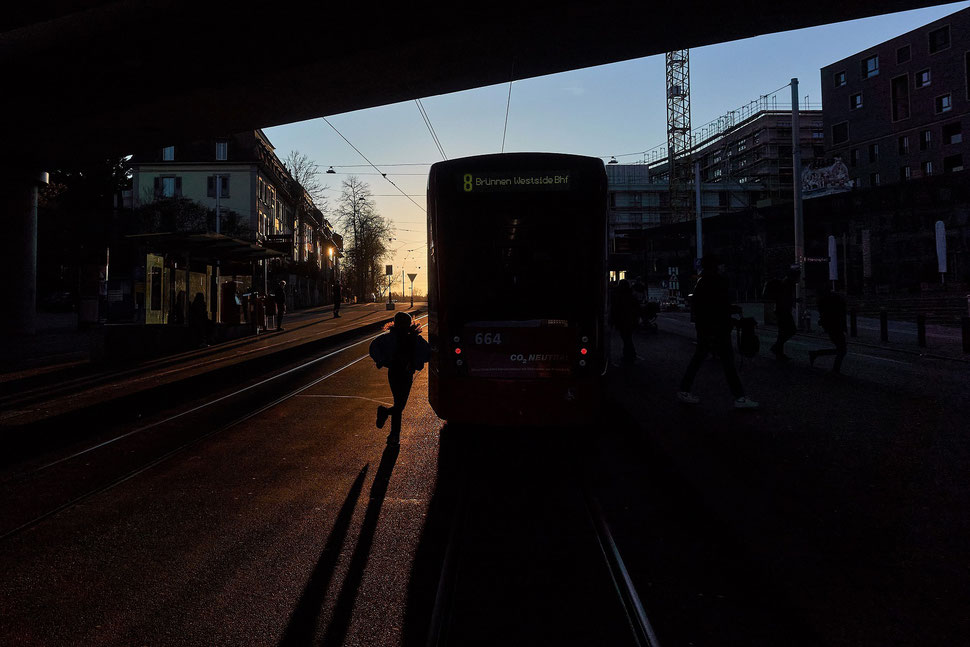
[126,130,340,322]
[607,108,823,277]
[821,7,969,188]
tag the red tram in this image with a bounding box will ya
[426,153,608,425]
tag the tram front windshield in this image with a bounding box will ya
[440,201,600,323]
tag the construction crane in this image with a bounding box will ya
[665,49,693,225]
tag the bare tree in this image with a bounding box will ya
[283,150,328,210]
[333,176,393,299]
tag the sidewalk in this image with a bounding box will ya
[602,327,970,646]
[659,309,969,361]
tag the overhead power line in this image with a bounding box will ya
[322,117,427,213]
[416,99,447,160]
[501,62,515,153]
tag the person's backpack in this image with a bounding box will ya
[761,279,782,302]
[736,316,760,358]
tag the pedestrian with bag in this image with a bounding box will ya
[369,312,431,446]
[677,253,759,409]
[809,283,848,374]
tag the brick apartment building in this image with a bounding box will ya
[822,7,969,188]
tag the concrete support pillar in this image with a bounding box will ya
[1,171,48,336]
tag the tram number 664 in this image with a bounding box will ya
[474,332,502,345]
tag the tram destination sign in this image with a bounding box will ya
[459,170,570,193]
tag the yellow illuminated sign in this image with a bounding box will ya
[460,171,571,193]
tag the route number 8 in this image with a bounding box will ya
[463,174,473,192]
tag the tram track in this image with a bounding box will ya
[0,318,426,543]
[423,426,660,647]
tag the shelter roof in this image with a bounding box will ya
[125,232,284,262]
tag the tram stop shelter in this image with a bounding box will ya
[94,232,285,363]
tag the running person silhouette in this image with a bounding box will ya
[369,312,431,445]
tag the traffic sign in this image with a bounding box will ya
[407,273,418,282]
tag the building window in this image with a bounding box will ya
[162,146,174,161]
[935,94,952,114]
[207,175,230,198]
[966,52,969,100]
[870,172,881,186]
[922,160,933,176]
[899,135,910,154]
[916,69,931,88]
[943,122,962,145]
[891,75,910,121]
[850,93,863,110]
[897,45,911,64]
[900,166,911,181]
[834,70,846,87]
[928,25,950,54]
[862,55,879,78]
[738,139,747,151]
[156,176,180,198]
[850,149,859,167]
[832,122,849,145]
[944,154,964,173]
[920,129,932,150]
[868,143,879,163]
[215,141,227,161]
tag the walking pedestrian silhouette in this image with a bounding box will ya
[369,312,431,445]
[809,282,848,374]
[770,266,800,361]
[677,254,759,409]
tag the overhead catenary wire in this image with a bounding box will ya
[322,116,427,213]
[416,99,447,160]
[501,59,515,153]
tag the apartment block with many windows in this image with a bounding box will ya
[821,7,969,187]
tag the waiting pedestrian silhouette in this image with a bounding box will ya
[610,279,639,364]
[274,280,287,330]
[332,282,341,318]
[369,312,431,445]
[677,254,759,409]
[809,282,848,374]
[188,292,209,347]
[770,266,800,360]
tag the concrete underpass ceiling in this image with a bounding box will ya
[1,0,959,167]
